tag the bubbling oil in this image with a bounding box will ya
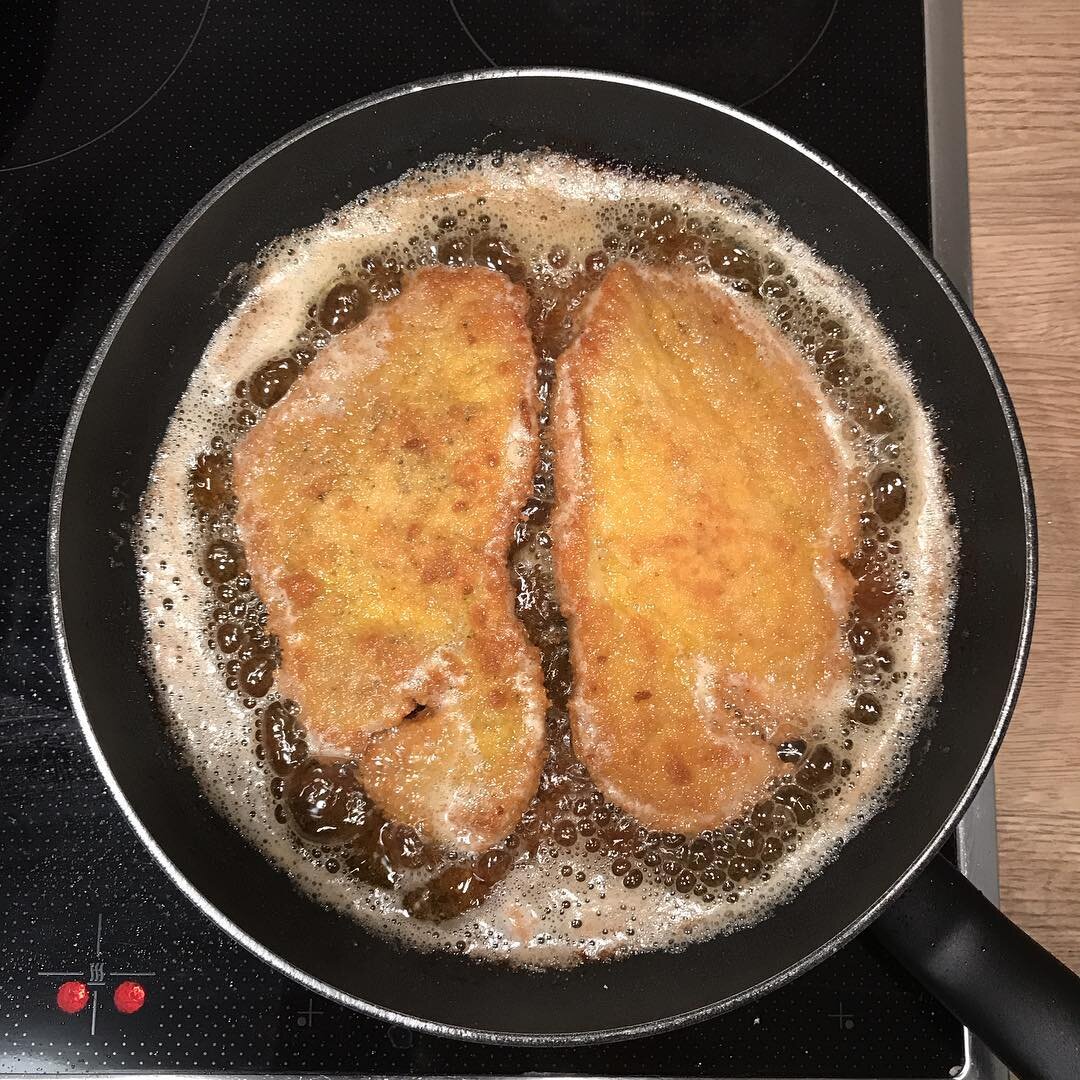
[137,152,956,965]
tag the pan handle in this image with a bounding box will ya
[872,853,1080,1080]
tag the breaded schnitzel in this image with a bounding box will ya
[551,263,858,834]
[233,266,546,851]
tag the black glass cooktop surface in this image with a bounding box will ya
[1,1,980,1076]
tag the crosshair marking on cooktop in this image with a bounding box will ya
[448,0,838,106]
[295,999,324,1028]
[828,1003,857,1031]
[0,0,210,172]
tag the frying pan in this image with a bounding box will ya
[48,71,1080,1077]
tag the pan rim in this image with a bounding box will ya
[47,65,1038,1046]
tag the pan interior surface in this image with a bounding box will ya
[51,71,1034,1043]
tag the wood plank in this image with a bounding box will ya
[965,0,1080,973]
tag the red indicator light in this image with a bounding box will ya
[113,980,146,1015]
[56,981,90,1014]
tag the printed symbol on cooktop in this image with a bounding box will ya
[0,0,209,172]
[388,1025,415,1049]
[295,998,324,1028]
[448,0,837,107]
[828,1002,856,1031]
[37,914,154,1036]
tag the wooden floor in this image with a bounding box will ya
[964,0,1080,973]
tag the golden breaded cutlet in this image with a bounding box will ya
[551,262,858,834]
[233,266,546,852]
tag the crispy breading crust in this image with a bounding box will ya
[233,267,545,851]
[551,263,858,833]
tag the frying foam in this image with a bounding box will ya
[137,151,956,966]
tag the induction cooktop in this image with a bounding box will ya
[0,1,1004,1076]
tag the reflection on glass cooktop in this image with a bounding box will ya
[0,1,986,1076]
[448,0,838,106]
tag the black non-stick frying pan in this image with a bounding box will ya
[48,71,1080,1078]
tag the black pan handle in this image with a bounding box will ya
[872,853,1080,1080]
